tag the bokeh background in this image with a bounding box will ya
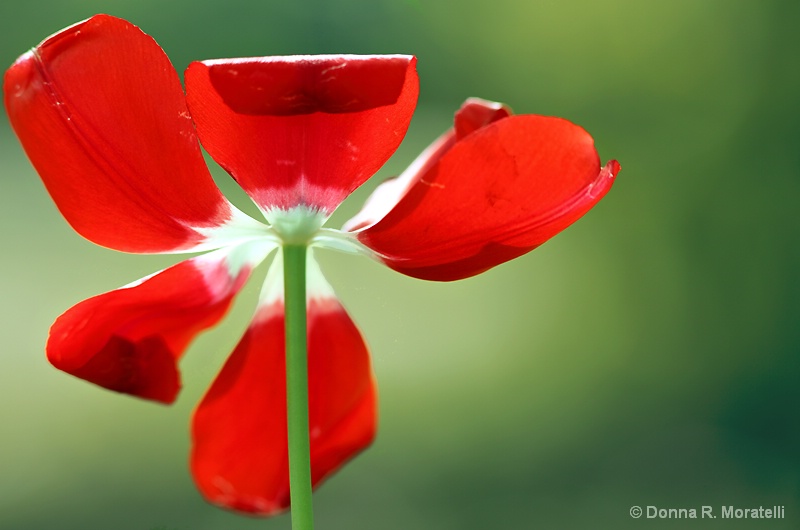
[1,1,798,529]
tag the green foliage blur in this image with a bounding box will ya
[1,1,798,529]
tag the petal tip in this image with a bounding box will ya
[606,159,621,177]
[47,334,181,405]
[197,479,288,516]
[589,159,620,199]
[455,97,513,139]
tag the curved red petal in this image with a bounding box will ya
[3,15,233,253]
[191,286,376,515]
[341,132,455,233]
[353,104,619,281]
[185,55,418,214]
[341,97,511,233]
[454,97,512,140]
[47,247,259,404]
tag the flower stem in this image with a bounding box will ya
[283,244,314,530]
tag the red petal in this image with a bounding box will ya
[342,97,511,233]
[185,55,418,214]
[191,294,376,515]
[350,101,619,281]
[3,15,234,253]
[454,97,512,140]
[47,248,259,404]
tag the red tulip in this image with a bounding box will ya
[4,14,618,516]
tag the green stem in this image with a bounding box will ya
[283,244,314,530]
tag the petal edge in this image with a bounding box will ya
[352,106,619,281]
[47,245,266,403]
[4,14,234,253]
[191,258,376,514]
[186,55,419,213]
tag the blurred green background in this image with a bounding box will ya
[1,1,798,529]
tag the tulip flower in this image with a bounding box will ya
[4,13,618,527]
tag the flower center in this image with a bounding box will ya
[265,206,327,245]
[261,205,372,258]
